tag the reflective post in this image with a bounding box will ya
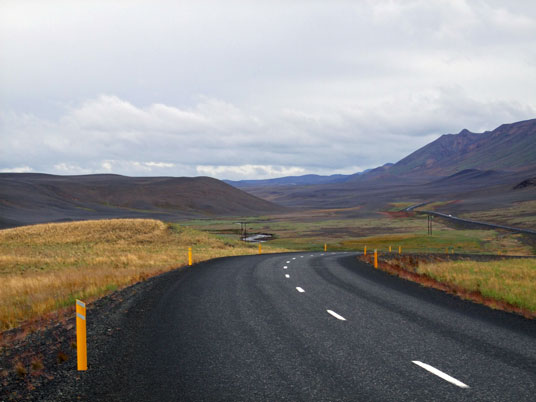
[76,300,87,371]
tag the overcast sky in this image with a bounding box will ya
[1,0,535,180]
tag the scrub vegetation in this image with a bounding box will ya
[0,219,287,331]
[460,200,536,230]
[417,259,536,312]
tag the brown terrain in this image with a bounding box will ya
[0,174,286,229]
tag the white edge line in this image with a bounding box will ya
[296,287,305,293]
[412,361,469,388]
[283,266,288,269]
[285,274,290,278]
[326,310,346,321]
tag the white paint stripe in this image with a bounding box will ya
[320,253,325,256]
[76,300,85,307]
[412,361,469,388]
[292,257,296,260]
[326,310,346,320]
[300,256,304,258]
[310,254,314,257]
[286,261,290,263]
[285,274,290,278]
[296,287,305,293]
[283,266,288,269]
[76,312,86,320]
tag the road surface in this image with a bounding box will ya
[80,252,536,401]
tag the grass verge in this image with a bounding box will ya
[0,219,288,331]
[362,254,536,317]
[417,259,536,313]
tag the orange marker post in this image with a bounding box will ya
[188,247,192,266]
[76,299,87,371]
[364,246,367,256]
[324,243,327,252]
[374,249,378,269]
[398,245,402,254]
[258,243,262,254]
[389,245,392,253]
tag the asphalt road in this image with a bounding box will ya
[81,252,536,401]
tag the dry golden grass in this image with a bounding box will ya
[0,219,288,331]
[417,259,536,312]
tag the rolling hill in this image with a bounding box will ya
[233,119,536,211]
[0,174,286,228]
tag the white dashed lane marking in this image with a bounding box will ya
[285,274,290,278]
[326,310,346,321]
[412,361,470,389]
[296,287,305,293]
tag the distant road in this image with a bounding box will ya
[80,253,536,401]
[405,203,536,235]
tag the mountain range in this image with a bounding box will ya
[1,118,534,228]
[231,118,536,211]
[229,118,536,189]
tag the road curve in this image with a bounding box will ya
[404,202,536,235]
[79,253,536,401]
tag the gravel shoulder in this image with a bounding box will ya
[0,265,188,401]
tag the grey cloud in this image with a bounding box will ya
[1,1,535,179]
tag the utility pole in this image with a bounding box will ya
[236,221,249,241]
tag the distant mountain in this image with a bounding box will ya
[235,119,536,210]
[0,174,286,228]
[387,118,536,178]
[225,173,351,188]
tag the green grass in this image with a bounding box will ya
[417,259,536,312]
[461,200,536,230]
[181,212,533,255]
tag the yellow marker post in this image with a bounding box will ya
[76,299,87,371]
[188,247,192,266]
[398,246,402,254]
[258,243,262,254]
[389,245,392,253]
[364,246,367,256]
[324,243,327,252]
[374,249,378,269]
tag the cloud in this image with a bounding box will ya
[1,89,534,179]
[0,166,33,173]
[1,1,535,180]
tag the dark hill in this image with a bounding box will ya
[237,119,536,211]
[514,177,536,190]
[389,118,536,178]
[0,174,286,228]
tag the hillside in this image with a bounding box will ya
[0,174,286,228]
[235,119,536,211]
[387,118,536,178]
